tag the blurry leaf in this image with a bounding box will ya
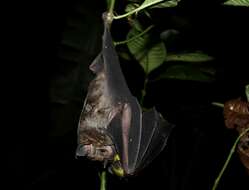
[118,51,132,60]
[142,42,167,73]
[132,19,144,31]
[125,3,139,13]
[246,84,249,102]
[150,0,180,8]
[160,29,179,41]
[155,65,215,82]
[143,10,152,18]
[127,28,166,74]
[166,52,214,62]
[114,0,164,19]
[223,0,249,6]
[199,66,216,75]
[139,0,165,10]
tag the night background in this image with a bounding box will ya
[6,0,249,189]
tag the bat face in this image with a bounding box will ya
[76,12,173,177]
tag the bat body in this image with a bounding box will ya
[76,13,173,176]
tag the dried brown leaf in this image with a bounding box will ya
[224,98,249,174]
[224,99,249,130]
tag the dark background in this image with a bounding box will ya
[5,0,249,189]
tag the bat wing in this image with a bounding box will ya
[137,109,173,171]
[107,97,142,175]
[107,104,173,175]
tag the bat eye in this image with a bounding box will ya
[99,149,106,153]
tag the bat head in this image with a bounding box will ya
[76,144,115,162]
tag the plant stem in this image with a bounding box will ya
[211,127,249,190]
[113,0,163,20]
[108,0,116,14]
[114,25,154,46]
[100,171,107,190]
[140,76,148,106]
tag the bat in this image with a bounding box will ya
[76,12,173,177]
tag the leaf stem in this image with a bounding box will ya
[113,0,164,20]
[211,127,249,190]
[114,25,154,46]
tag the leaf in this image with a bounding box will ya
[223,0,249,6]
[246,84,249,102]
[139,0,165,9]
[118,51,132,61]
[150,0,180,8]
[131,19,144,32]
[223,98,249,175]
[143,42,167,73]
[156,65,215,82]
[114,0,165,19]
[160,29,179,41]
[125,3,139,13]
[166,52,214,62]
[127,28,166,74]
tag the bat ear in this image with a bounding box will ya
[89,53,103,73]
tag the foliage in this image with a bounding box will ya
[212,87,249,190]
[127,26,167,74]
[114,0,215,87]
[223,0,249,6]
[246,84,249,102]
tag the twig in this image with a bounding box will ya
[114,25,154,46]
[212,127,249,190]
[100,171,107,190]
[113,0,164,20]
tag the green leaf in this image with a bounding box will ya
[223,0,249,6]
[246,84,249,102]
[139,0,165,9]
[166,52,214,62]
[131,19,144,32]
[156,65,215,82]
[127,28,166,74]
[150,0,180,8]
[143,42,167,73]
[114,0,165,19]
[118,51,132,60]
[125,3,139,13]
[160,29,179,41]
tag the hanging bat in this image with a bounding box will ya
[76,12,173,177]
